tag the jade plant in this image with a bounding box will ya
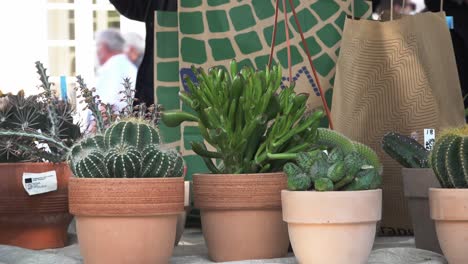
[162,60,324,174]
[0,62,81,162]
[429,125,468,188]
[284,128,382,191]
[382,132,429,168]
[68,119,184,178]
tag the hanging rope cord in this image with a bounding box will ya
[267,0,334,129]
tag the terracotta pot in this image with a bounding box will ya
[430,188,468,264]
[282,189,382,264]
[174,181,191,246]
[193,173,289,262]
[69,177,184,264]
[402,168,442,253]
[0,162,72,249]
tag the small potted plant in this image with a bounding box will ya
[162,61,324,262]
[382,132,441,253]
[429,125,468,263]
[0,62,81,249]
[67,118,185,263]
[282,128,382,264]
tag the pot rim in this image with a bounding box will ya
[430,188,468,220]
[193,172,285,177]
[0,162,68,167]
[69,176,184,181]
[282,189,382,224]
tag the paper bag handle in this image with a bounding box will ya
[351,0,445,21]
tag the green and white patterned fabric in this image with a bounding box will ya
[154,0,372,180]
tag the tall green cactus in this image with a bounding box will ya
[284,128,382,191]
[68,119,184,178]
[382,132,429,168]
[429,125,468,188]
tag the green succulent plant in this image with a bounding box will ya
[382,132,429,168]
[284,128,382,191]
[161,60,325,174]
[0,62,81,163]
[68,119,184,178]
[429,125,468,188]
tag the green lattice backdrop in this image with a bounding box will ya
[154,1,371,180]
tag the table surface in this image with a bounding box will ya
[0,228,447,264]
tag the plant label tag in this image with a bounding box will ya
[424,129,436,151]
[22,170,57,196]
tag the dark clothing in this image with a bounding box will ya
[426,0,468,107]
[110,0,177,106]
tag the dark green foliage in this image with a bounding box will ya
[0,62,81,163]
[161,60,324,174]
[382,132,429,168]
[429,126,468,188]
[283,128,382,191]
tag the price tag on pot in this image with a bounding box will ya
[22,170,57,196]
[424,129,435,151]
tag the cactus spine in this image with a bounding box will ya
[429,125,468,188]
[382,132,429,168]
[68,119,184,178]
[284,129,382,191]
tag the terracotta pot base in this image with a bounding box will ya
[76,215,177,264]
[201,209,289,262]
[194,173,289,262]
[282,190,382,264]
[430,188,468,264]
[0,163,72,249]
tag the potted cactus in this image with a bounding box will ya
[162,61,324,262]
[0,62,81,249]
[281,128,382,264]
[382,132,441,253]
[67,119,185,263]
[429,125,468,263]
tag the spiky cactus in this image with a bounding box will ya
[429,125,468,188]
[382,132,429,168]
[68,119,184,178]
[0,62,81,163]
[284,129,382,191]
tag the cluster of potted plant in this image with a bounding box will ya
[282,128,382,264]
[428,125,468,263]
[0,62,81,249]
[382,132,441,253]
[162,60,324,262]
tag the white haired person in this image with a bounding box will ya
[95,28,137,112]
[124,32,145,68]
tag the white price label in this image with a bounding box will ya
[22,170,58,196]
[424,129,436,151]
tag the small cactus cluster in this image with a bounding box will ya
[0,62,81,162]
[382,132,429,168]
[284,128,382,191]
[68,119,184,178]
[429,125,468,188]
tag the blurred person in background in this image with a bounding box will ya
[110,0,177,106]
[426,0,468,108]
[95,28,137,112]
[124,32,145,68]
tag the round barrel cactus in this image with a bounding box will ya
[429,125,468,188]
[68,119,184,178]
[104,119,160,150]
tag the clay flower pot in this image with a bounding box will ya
[282,189,382,264]
[0,162,72,249]
[430,188,468,264]
[175,181,191,246]
[402,168,442,253]
[193,173,289,262]
[69,177,184,264]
